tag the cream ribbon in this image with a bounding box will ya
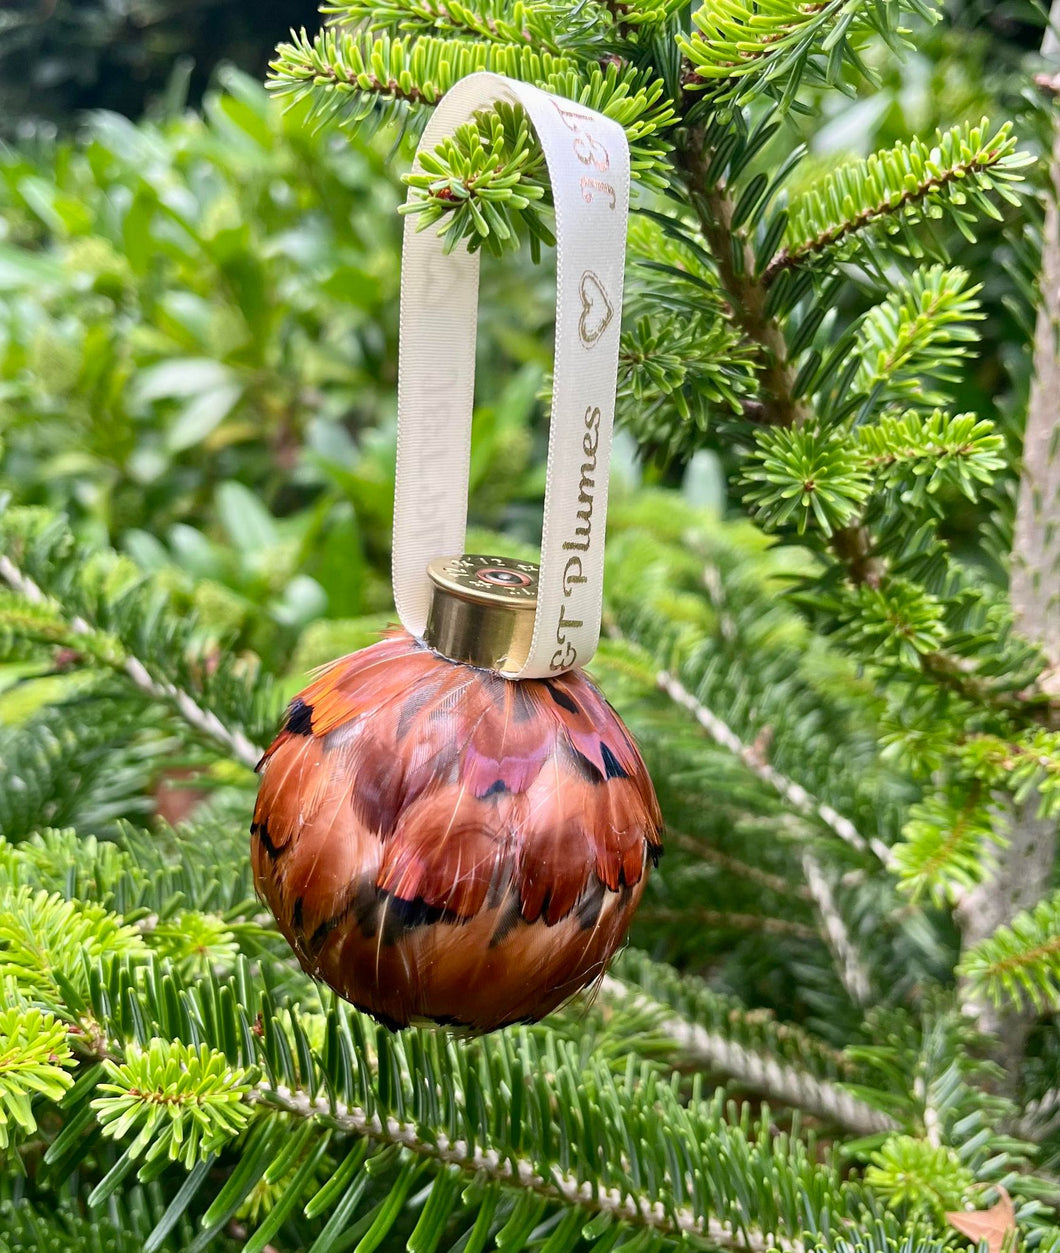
[392,72,630,678]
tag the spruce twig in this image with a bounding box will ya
[655,668,888,863]
[601,975,896,1135]
[0,554,263,772]
[763,134,1022,284]
[640,906,819,939]
[256,1083,805,1252]
[801,850,872,1006]
[669,832,815,901]
[1013,1087,1060,1139]
[655,667,876,1005]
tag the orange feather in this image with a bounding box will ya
[252,630,662,1032]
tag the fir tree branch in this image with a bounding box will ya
[321,0,569,55]
[617,311,760,455]
[0,1006,75,1150]
[958,731,1060,813]
[947,98,1060,1059]
[269,27,674,199]
[0,554,263,773]
[270,28,578,108]
[830,523,884,588]
[801,851,871,1006]
[20,923,862,1253]
[678,129,809,427]
[958,888,1060,1014]
[612,951,855,1071]
[917,649,1046,718]
[255,1082,805,1253]
[1012,1087,1060,1140]
[640,907,818,939]
[890,787,998,907]
[600,975,896,1135]
[856,411,1003,488]
[600,0,635,39]
[654,668,876,1005]
[669,831,814,901]
[655,668,889,863]
[677,0,936,106]
[851,268,984,407]
[764,122,1029,285]
[742,423,873,537]
[271,28,434,105]
[821,569,1054,719]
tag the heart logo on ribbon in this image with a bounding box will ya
[578,270,613,347]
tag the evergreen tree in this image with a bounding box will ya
[1,2,1059,1251]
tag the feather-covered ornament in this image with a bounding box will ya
[253,73,659,1030]
[253,558,661,1032]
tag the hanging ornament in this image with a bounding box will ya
[252,74,662,1032]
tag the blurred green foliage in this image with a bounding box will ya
[0,69,551,669]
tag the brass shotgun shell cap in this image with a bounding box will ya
[424,554,539,672]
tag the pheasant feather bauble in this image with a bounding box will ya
[252,596,661,1032]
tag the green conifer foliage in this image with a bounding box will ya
[1,2,1059,1251]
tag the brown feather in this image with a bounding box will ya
[378,789,514,917]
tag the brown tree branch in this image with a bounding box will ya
[677,127,811,429]
[956,9,1060,1080]
[1012,133,1060,667]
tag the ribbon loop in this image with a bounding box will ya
[392,72,630,678]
